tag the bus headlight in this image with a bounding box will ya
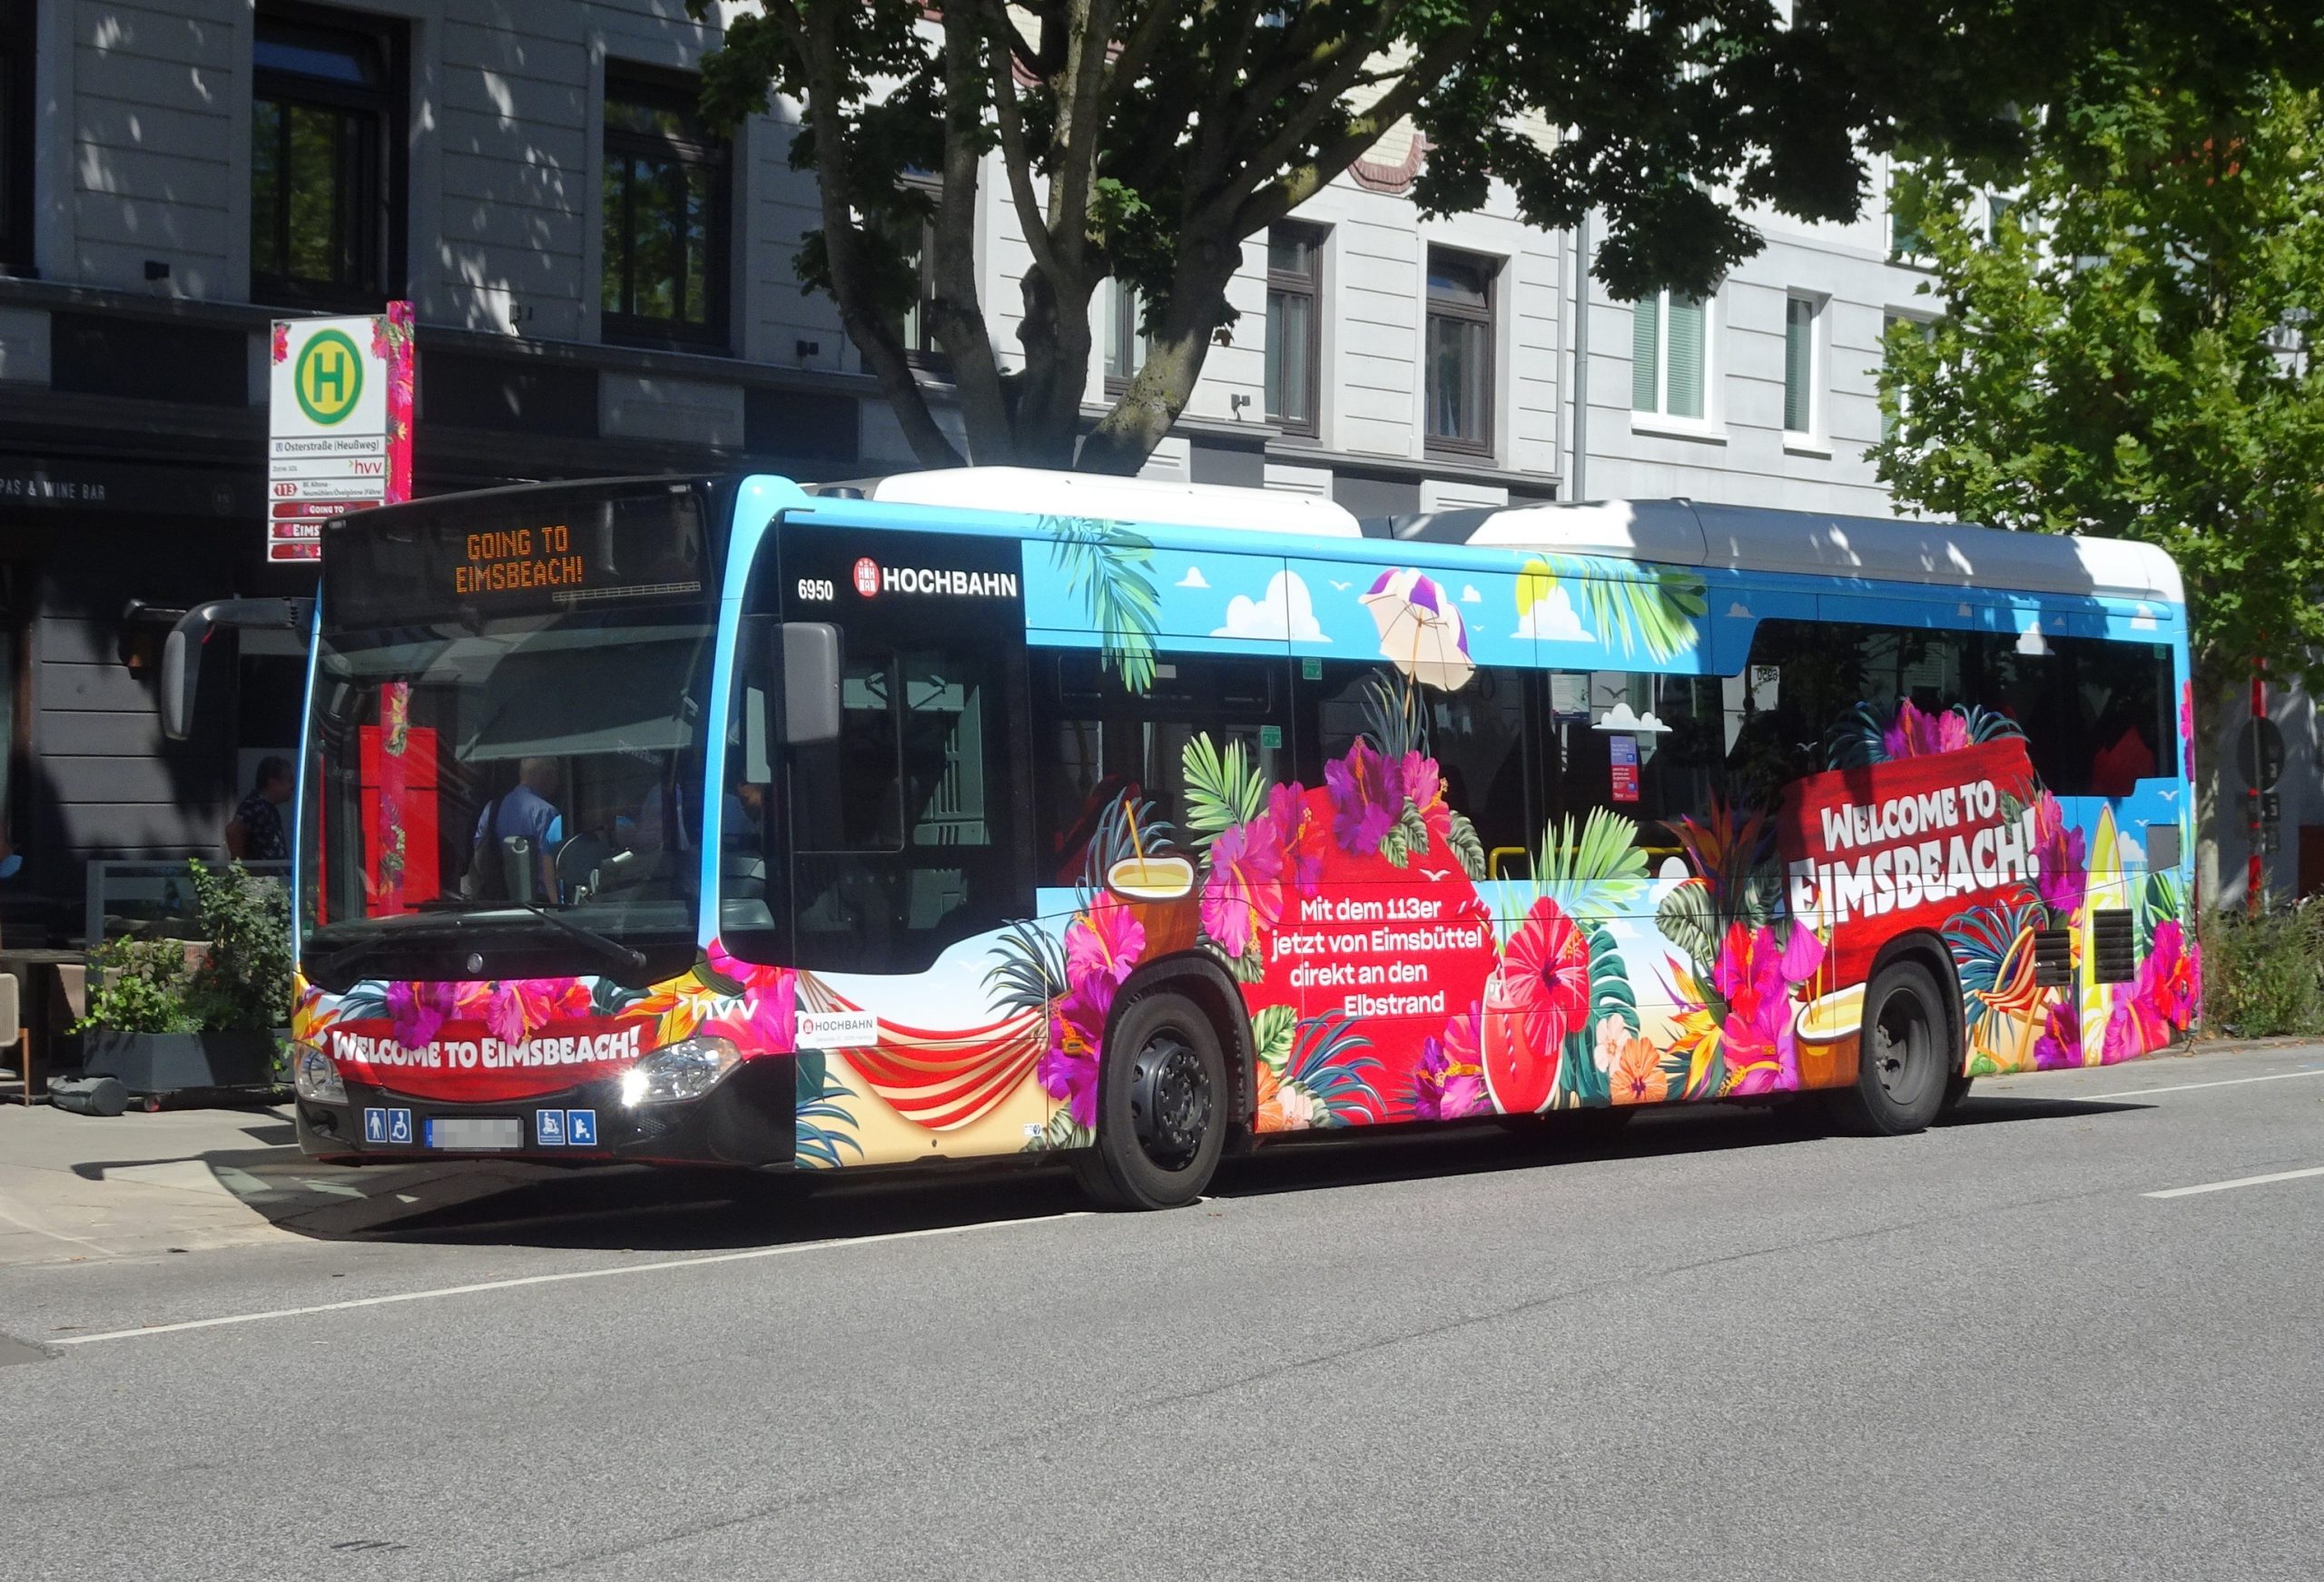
[618,1036,742,1106]
[291,1043,346,1105]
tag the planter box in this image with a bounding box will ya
[81,1028,280,1094]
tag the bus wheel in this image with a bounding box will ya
[1939,1070,1974,1118]
[1828,958,1950,1136]
[1076,991,1228,1211]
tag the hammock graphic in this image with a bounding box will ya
[797,974,1046,1132]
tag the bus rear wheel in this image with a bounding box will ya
[1073,990,1228,1211]
[1827,958,1951,1136]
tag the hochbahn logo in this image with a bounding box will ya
[849,555,1019,599]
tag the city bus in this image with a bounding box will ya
[163,469,2197,1209]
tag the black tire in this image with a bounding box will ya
[1939,1069,1974,1118]
[1827,957,1953,1136]
[1073,990,1229,1211]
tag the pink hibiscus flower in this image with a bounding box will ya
[1400,752,1455,851]
[1713,921,1823,1095]
[2032,792,2088,922]
[387,979,456,1051]
[1413,1004,1491,1120]
[2136,919,2199,1031]
[480,978,593,1048]
[1884,698,1970,760]
[1325,740,1403,855]
[1265,782,1327,895]
[2032,997,2082,1070]
[1198,822,1282,958]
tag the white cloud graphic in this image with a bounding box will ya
[1725,601,1752,619]
[2130,603,2158,631]
[1513,585,1592,643]
[1175,565,1210,589]
[2016,620,2049,656]
[1461,585,1482,604]
[1214,571,1326,642]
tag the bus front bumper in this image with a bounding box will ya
[293,1056,795,1168]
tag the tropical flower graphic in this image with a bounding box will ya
[1399,751,1454,851]
[1608,1032,1668,1105]
[2031,792,2088,921]
[2136,919,2199,1030]
[388,979,456,1051]
[1884,697,1973,759]
[1712,920,1824,1095]
[2032,997,2082,1070]
[1482,896,1591,1113]
[1413,1004,1490,1120]
[1199,820,1284,958]
[2179,681,2195,767]
[1265,781,1327,895]
[482,978,592,1047]
[1324,738,1403,855]
[1037,897,1147,1128]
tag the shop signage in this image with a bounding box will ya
[267,304,414,563]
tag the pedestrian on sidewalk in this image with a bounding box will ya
[225,757,292,861]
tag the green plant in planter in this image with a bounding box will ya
[74,938,201,1035]
[184,860,295,1032]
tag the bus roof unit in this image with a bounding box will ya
[1387,498,2184,605]
[862,467,1364,537]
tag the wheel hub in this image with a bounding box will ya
[1128,1032,1210,1171]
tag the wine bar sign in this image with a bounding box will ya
[267,304,414,563]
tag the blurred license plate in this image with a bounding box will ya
[424,1117,523,1151]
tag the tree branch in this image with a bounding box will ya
[932,3,1016,459]
[780,2,962,468]
[983,7,1067,284]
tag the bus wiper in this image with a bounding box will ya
[508,899,649,978]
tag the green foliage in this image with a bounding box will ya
[184,860,295,1031]
[1182,733,1268,849]
[1380,801,1433,870]
[75,938,202,1036]
[1046,516,1159,693]
[2198,904,2324,1037]
[984,919,1066,1017]
[700,2,2323,475]
[1657,880,1720,979]
[794,1049,863,1169]
[1250,1003,1297,1075]
[1284,1011,1381,1125]
[1876,70,2324,694]
[1356,670,1428,762]
[1536,809,1650,918]
[1444,811,1488,882]
[77,861,294,1035]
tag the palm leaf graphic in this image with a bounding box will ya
[1046,516,1160,694]
[1182,733,1269,848]
[984,919,1066,1017]
[793,1049,862,1170]
[1287,1011,1382,1125]
[1536,808,1650,918]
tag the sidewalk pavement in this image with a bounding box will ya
[0,1101,555,1267]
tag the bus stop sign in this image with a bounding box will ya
[2237,717,2285,791]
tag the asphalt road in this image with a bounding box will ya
[5,1042,2321,1581]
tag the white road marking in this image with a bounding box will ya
[53,1212,1091,1347]
[2088,1066,2324,1099]
[2145,1165,2324,1200]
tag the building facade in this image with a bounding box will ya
[13,0,2257,938]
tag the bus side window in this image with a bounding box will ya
[1032,650,1285,891]
[1290,661,1535,872]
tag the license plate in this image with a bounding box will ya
[424,1117,523,1151]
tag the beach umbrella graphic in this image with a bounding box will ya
[1359,567,1475,692]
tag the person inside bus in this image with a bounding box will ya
[2088,696,2158,797]
[472,757,563,900]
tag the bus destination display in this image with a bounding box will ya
[323,486,707,627]
[455,525,586,596]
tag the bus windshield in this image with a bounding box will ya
[301,606,721,971]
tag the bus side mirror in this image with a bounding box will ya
[159,597,312,742]
[780,622,842,746]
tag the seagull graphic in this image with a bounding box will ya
[1419,867,1453,881]
[1329,579,1352,591]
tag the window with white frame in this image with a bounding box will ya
[1880,312,1936,441]
[1630,290,1710,422]
[1783,294,1822,437]
[1104,278,1146,389]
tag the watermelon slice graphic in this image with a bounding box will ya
[1480,967,1561,1115]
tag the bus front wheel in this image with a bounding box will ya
[1074,991,1228,1211]
[1827,958,1952,1137]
